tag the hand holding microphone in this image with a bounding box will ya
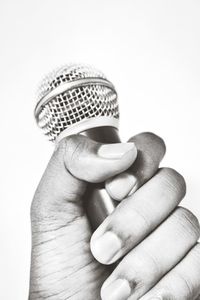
[29,64,200,300]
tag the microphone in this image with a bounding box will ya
[34,64,121,229]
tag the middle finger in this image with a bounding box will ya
[91,167,186,265]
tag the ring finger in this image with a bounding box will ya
[140,243,200,300]
[101,207,200,300]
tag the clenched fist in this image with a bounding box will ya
[29,132,200,300]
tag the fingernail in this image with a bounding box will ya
[106,173,138,201]
[98,142,136,159]
[91,231,122,264]
[101,278,131,300]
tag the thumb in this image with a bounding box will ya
[64,135,137,183]
[32,135,137,215]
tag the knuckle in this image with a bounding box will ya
[155,288,176,300]
[174,207,200,238]
[106,207,151,248]
[125,249,162,290]
[159,167,186,198]
[142,132,166,148]
[143,250,162,276]
[121,250,162,291]
[128,132,166,182]
[172,271,194,298]
[132,207,152,232]
[129,132,166,154]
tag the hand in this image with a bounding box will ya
[29,133,200,300]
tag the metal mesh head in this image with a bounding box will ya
[35,64,119,142]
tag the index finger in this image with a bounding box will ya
[106,132,166,201]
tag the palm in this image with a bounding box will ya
[29,199,109,300]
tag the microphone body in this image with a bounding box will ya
[82,126,120,229]
[35,64,121,230]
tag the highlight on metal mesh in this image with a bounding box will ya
[37,64,107,102]
[35,64,119,142]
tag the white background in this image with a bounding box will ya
[0,0,200,299]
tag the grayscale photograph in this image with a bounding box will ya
[0,1,200,299]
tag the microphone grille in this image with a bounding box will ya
[37,64,107,101]
[35,64,119,142]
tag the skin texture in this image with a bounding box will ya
[29,133,200,300]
